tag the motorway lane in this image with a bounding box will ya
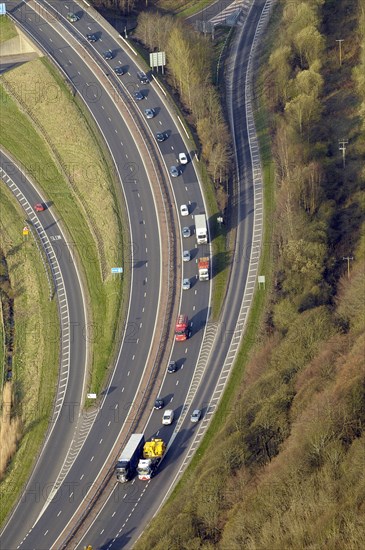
[8,2,264,548]
[0,4,158,549]
[1,2,211,548]
[79,0,268,547]
[42,0,201,192]
[50,0,212,416]
[0,149,88,536]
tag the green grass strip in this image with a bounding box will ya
[0,184,59,525]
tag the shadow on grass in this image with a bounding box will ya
[212,250,231,278]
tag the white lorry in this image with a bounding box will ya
[116,433,145,483]
[194,214,208,244]
[198,257,209,281]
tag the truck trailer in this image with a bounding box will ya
[137,438,166,480]
[116,433,145,483]
[198,257,209,281]
[194,214,208,244]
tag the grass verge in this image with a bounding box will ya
[0,58,125,394]
[156,0,216,18]
[0,16,17,44]
[0,184,59,525]
[0,299,4,383]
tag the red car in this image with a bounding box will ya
[34,203,45,212]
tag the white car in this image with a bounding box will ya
[162,409,174,425]
[182,278,191,290]
[180,204,189,216]
[183,250,191,262]
[179,152,188,164]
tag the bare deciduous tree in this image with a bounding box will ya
[285,93,321,135]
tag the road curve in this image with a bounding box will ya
[1,1,211,548]
[0,148,88,538]
[76,0,271,548]
[0,3,161,547]
[2,0,272,545]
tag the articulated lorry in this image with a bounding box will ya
[194,214,208,244]
[198,257,209,281]
[116,433,145,483]
[137,438,166,480]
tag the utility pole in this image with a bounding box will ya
[342,256,354,279]
[336,39,344,66]
[338,139,348,168]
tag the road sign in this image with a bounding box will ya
[150,51,166,73]
[111,267,123,274]
[87,393,97,399]
[23,226,29,236]
[258,275,265,289]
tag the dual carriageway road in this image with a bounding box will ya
[0,0,271,547]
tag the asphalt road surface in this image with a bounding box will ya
[1,1,210,548]
[0,0,268,546]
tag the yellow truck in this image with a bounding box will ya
[137,438,166,480]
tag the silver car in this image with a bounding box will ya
[170,165,180,178]
[183,250,191,262]
[182,227,191,238]
[67,13,79,23]
[182,278,191,290]
[104,50,114,60]
[190,409,202,423]
[144,108,155,119]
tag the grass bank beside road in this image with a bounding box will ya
[0,184,59,525]
[0,52,128,525]
[0,16,17,44]
[0,58,125,394]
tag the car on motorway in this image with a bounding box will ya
[144,108,155,119]
[154,397,164,410]
[134,91,144,101]
[156,132,167,142]
[162,409,174,425]
[182,278,191,290]
[67,13,79,23]
[86,34,98,42]
[190,409,202,423]
[183,250,191,262]
[182,226,191,238]
[167,361,177,373]
[169,165,180,178]
[137,71,149,84]
[114,66,124,75]
[34,203,45,212]
[104,50,114,60]
[180,204,189,216]
[179,152,188,164]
